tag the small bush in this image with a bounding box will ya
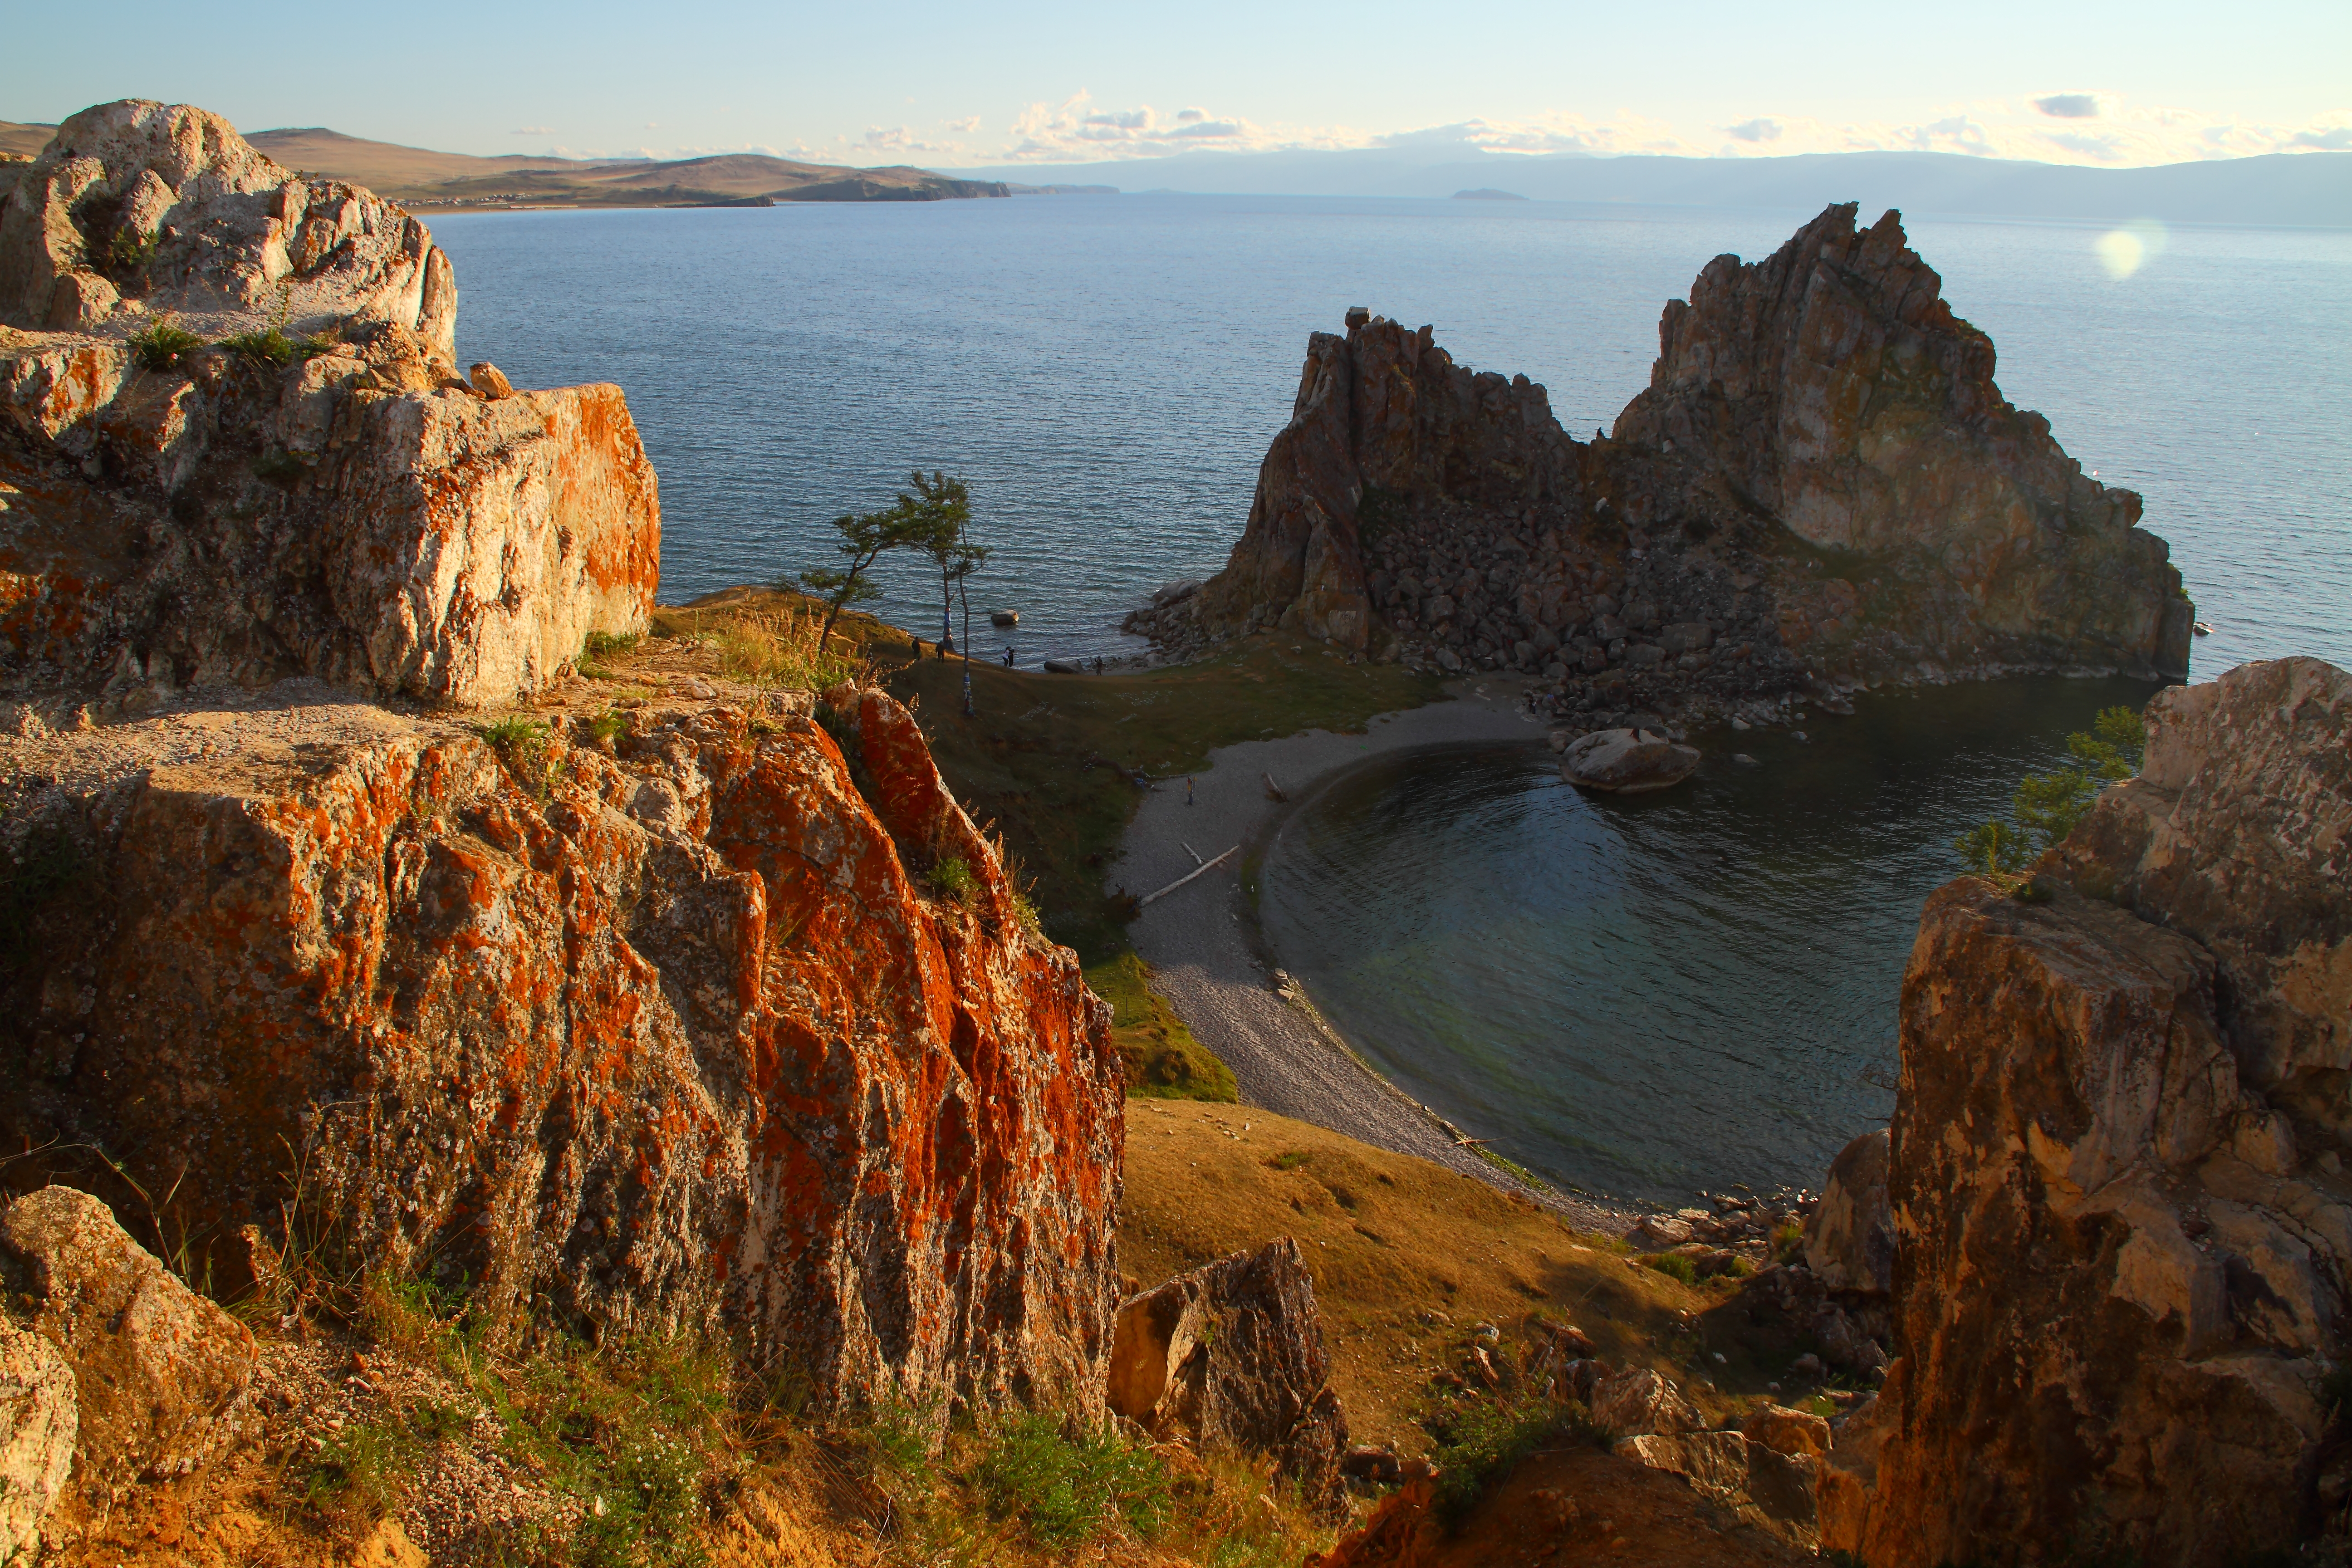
[927,857,978,904]
[475,716,556,801]
[106,225,160,279]
[587,708,629,746]
[971,1413,1171,1547]
[1642,1252,1699,1285]
[1428,1393,1574,1522]
[1269,1152,1312,1172]
[304,1418,418,1516]
[127,316,204,371]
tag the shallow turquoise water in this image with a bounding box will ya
[1258,676,2161,1205]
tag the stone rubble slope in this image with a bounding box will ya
[0,100,656,711]
[1821,655,2350,1567]
[0,679,1124,1426]
[1132,204,2190,733]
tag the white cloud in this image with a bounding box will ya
[946,116,981,133]
[511,126,554,136]
[2034,93,2104,119]
[1725,118,1783,143]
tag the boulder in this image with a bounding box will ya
[1802,1128,1894,1294]
[0,688,1122,1423]
[0,1187,251,1494]
[1107,1237,1350,1517]
[0,99,453,351]
[1825,655,2351,1568]
[1560,728,1700,794]
[1615,1430,1820,1547]
[1740,1401,1831,1459]
[468,360,514,398]
[1587,1366,1701,1437]
[0,1320,75,1561]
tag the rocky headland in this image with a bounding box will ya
[3,96,2346,1568]
[1127,203,2194,734]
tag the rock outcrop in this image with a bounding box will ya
[1802,1128,1893,1296]
[0,101,656,710]
[1107,1237,1350,1517]
[1558,727,1700,794]
[1822,656,2350,1566]
[0,1187,253,1501]
[0,682,1124,1422]
[1131,204,2190,728]
[0,1321,74,1562]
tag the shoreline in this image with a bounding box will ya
[1108,673,1639,1235]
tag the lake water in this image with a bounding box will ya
[433,196,2347,1202]
[434,195,2352,675]
[1258,678,2158,1204]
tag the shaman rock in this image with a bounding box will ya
[0,686,1123,1421]
[1135,205,2188,717]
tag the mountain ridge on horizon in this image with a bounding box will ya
[7,113,2346,225]
[942,141,2352,227]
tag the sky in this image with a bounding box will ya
[6,0,2348,170]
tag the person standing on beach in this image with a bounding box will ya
[1186,778,1194,807]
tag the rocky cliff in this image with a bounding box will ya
[1822,656,2349,1564]
[1136,205,2190,724]
[0,100,657,711]
[0,678,1125,1421]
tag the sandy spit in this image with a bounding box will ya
[1109,676,1635,1235]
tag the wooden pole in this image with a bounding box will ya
[1138,846,1238,906]
[1180,841,1204,866]
[1263,772,1288,802]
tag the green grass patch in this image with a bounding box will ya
[927,856,978,904]
[1084,951,1237,1102]
[1642,1253,1699,1285]
[1426,1392,1585,1523]
[1268,1151,1312,1172]
[127,316,204,371]
[970,1412,1171,1548]
[475,716,557,801]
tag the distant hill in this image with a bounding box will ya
[0,120,1006,204]
[949,144,2352,228]
[0,120,54,158]
[246,127,1008,206]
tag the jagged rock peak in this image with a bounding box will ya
[0,98,454,353]
[1137,204,2190,718]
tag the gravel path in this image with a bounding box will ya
[1110,675,1634,1234]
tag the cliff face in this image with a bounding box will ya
[1824,657,2349,1565]
[1143,205,2190,719]
[0,682,1124,1418]
[0,101,656,710]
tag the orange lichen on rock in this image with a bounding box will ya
[2,686,1122,1420]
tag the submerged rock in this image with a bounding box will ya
[1560,727,1700,793]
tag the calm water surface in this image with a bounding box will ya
[1259,677,2161,1204]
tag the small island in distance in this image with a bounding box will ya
[1451,186,1529,200]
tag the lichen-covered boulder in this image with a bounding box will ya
[0,102,654,711]
[0,1187,251,1497]
[1107,1237,1349,1516]
[0,686,1123,1421]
